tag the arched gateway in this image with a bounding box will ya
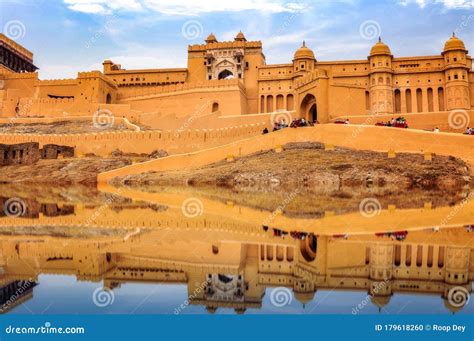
[299,93,317,122]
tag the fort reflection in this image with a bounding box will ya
[0,188,472,314]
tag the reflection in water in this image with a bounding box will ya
[0,186,472,314]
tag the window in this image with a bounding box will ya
[454,74,458,80]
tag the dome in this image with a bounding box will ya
[370,38,391,56]
[205,33,217,43]
[206,306,217,314]
[443,33,467,53]
[294,41,315,60]
[371,294,392,311]
[234,307,247,314]
[235,31,246,42]
[294,291,315,306]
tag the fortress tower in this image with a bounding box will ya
[443,34,471,110]
[292,41,316,78]
[368,38,394,114]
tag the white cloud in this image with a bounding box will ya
[64,0,143,14]
[398,0,473,9]
[63,0,309,15]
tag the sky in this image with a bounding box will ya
[1,0,473,79]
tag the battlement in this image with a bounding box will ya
[35,78,77,86]
[77,71,118,89]
[0,122,267,157]
[188,40,262,52]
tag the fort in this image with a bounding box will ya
[0,31,473,181]
[0,31,473,128]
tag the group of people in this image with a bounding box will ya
[262,117,318,134]
[290,118,316,128]
[464,127,474,135]
[375,117,409,128]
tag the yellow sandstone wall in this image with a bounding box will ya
[0,122,267,156]
[333,110,474,132]
[97,124,474,182]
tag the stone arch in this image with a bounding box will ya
[394,89,401,113]
[300,234,317,262]
[286,94,294,111]
[212,102,219,112]
[266,95,273,112]
[218,69,233,80]
[276,94,284,110]
[438,87,445,111]
[405,89,412,112]
[106,93,112,104]
[427,88,433,112]
[299,93,317,121]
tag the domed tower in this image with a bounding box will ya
[293,279,316,308]
[368,38,394,114]
[205,33,217,44]
[442,246,471,313]
[369,243,393,306]
[234,31,247,42]
[443,33,470,110]
[293,41,316,76]
[444,247,470,286]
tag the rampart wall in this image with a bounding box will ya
[97,124,474,182]
[0,122,267,157]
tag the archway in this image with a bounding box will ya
[299,93,317,122]
[300,233,317,262]
[106,93,112,104]
[218,69,233,80]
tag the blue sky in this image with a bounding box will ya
[1,0,473,79]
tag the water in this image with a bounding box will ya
[0,184,472,315]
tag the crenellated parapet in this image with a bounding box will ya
[188,40,262,52]
[35,78,78,86]
[77,71,118,90]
